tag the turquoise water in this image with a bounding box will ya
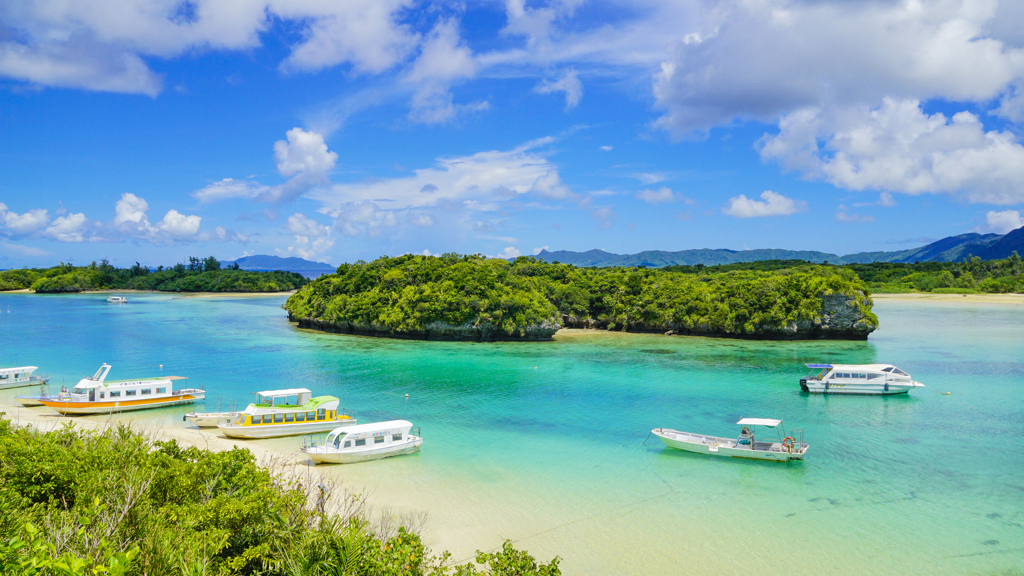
[1,293,1022,575]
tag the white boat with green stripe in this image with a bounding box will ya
[216,388,357,439]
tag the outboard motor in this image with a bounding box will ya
[799,378,809,392]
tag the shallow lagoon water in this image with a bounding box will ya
[1,293,1022,575]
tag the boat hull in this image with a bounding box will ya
[799,379,922,395]
[37,391,205,415]
[184,412,239,427]
[305,437,422,464]
[0,377,50,391]
[217,417,357,439]
[14,395,67,407]
[653,429,806,462]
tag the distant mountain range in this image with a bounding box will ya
[533,225,1024,267]
[222,255,334,271]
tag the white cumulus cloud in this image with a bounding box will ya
[534,69,583,110]
[759,98,1024,205]
[975,210,1024,234]
[636,187,674,204]
[723,190,806,218]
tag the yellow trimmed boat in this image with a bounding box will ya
[216,388,356,439]
[37,364,204,415]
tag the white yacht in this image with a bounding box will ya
[216,388,356,439]
[800,363,925,395]
[301,420,422,464]
[0,366,50,390]
[653,418,808,462]
[107,296,127,303]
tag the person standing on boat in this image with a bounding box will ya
[738,426,753,447]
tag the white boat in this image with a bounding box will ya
[0,366,50,390]
[653,418,808,462]
[216,388,356,439]
[184,411,238,427]
[184,397,240,427]
[107,296,127,303]
[800,363,925,395]
[302,420,422,465]
[37,364,204,415]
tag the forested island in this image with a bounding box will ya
[0,257,308,293]
[0,420,560,575]
[284,254,878,341]
[664,252,1024,294]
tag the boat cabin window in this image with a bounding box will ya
[296,412,305,422]
[316,409,326,421]
[892,368,908,376]
[344,441,351,448]
[392,433,403,441]
[99,392,105,399]
[273,413,283,423]
[374,436,385,444]
[333,434,346,448]
[285,413,294,423]
[157,387,166,393]
[126,390,137,396]
[306,411,316,421]
[882,367,893,372]
[0,375,7,380]
[73,387,86,394]
[110,391,121,398]
[868,373,882,379]
[355,439,366,447]
[141,389,152,395]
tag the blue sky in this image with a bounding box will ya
[3,0,1024,268]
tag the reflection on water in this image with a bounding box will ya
[1,293,1022,575]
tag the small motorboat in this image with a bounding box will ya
[301,420,422,464]
[107,296,127,304]
[15,390,70,406]
[653,418,808,462]
[800,363,925,395]
[184,396,240,427]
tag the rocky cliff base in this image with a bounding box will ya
[291,316,561,341]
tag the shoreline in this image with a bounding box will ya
[1,288,295,297]
[872,292,1024,304]
[0,397,480,563]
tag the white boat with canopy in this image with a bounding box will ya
[36,364,203,414]
[106,296,127,303]
[800,363,924,395]
[216,388,356,439]
[301,420,422,464]
[653,418,808,462]
[0,366,50,390]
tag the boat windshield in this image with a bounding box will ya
[332,433,347,448]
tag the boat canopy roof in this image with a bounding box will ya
[0,366,38,374]
[327,420,412,436]
[737,418,782,427]
[805,363,899,371]
[256,388,312,397]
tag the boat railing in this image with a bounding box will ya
[789,428,805,443]
[302,434,326,450]
[413,426,422,439]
